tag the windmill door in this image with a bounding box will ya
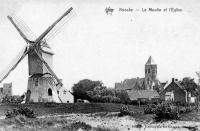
[26,90,31,103]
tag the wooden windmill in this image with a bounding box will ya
[0,7,74,103]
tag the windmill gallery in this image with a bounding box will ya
[0,7,74,103]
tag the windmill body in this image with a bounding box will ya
[0,7,74,103]
[28,42,53,75]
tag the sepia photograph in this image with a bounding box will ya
[0,0,200,130]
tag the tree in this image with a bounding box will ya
[115,90,130,104]
[181,77,199,96]
[72,79,104,102]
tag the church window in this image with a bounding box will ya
[48,88,52,96]
[148,68,150,73]
[35,78,38,86]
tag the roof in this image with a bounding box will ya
[161,79,185,94]
[41,40,54,55]
[165,91,173,96]
[115,78,145,90]
[127,90,160,101]
[145,56,156,65]
[174,81,183,89]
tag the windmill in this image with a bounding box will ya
[0,7,75,103]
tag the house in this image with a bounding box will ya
[127,90,160,103]
[160,78,187,103]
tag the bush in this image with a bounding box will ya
[1,95,24,104]
[5,106,37,118]
[44,102,57,107]
[91,95,121,103]
[94,126,120,131]
[179,106,193,114]
[118,106,134,116]
[154,103,179,121]
[66,121,92,130]
[144,104,157,114]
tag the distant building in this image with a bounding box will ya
[114,56,162,102]
[0,83,12,100]
[127,90,160,102]
[160,78,197,103]
[160,78,187,103]
[115,77,145,90]
[115,56,161,90]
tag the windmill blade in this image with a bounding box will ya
[10,14,37,41]
[44,9,76,43]
[33,48,63,89]
[0,46,28,84]
[196,72,200,78]
[7,16,32,43]
[34,7,73,45]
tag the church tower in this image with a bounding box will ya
[145,56,157,90]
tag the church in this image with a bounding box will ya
[115,56,160,90]
[115,56,161,101]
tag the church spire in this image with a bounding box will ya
[145,56,156,65]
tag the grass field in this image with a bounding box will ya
[0,103,200,131]
[0,103,144,116]
[0,103,145,131]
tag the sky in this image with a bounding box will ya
[0,0,200,95]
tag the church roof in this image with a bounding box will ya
[127,90,160,101]
[145,56,156,65]
[115,78,145,90]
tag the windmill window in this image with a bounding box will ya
[48,88,52,96]
[63,90,66,94]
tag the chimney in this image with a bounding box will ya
[172,78,175,82]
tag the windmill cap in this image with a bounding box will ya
[41,40,54,55]
[145,56,156,65]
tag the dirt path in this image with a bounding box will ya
[37,112,200,131]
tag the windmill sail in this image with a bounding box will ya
[0,46,28,83]
[34,7,73,44]
[44,9,76,43]
[7,16,32,43]
[10,14,37,41]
